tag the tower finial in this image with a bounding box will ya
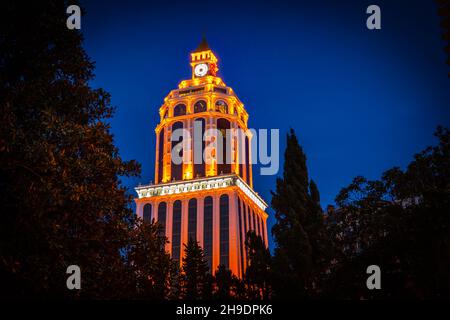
[194,35,210,52]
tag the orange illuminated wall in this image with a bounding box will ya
[135,38,268,278]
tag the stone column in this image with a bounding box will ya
[205,116,217,177]
[151,201,157,223]
[135,201,143,220]
[155,129,160,183]
[154,201,159,222]
[248,131,253,188]
[164,123,171,182]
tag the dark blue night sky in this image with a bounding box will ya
[81,0,449,249]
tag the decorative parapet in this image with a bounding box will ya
[135,174,267,211]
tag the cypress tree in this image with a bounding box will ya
[271,129,329,298]
[214,265,234,300]
[182,237,209,300]
[306,179,333,294]
[128,221,171,299]
[244,231,272,300]
[168,260,183,300]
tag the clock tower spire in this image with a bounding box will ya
[190,37,218,78]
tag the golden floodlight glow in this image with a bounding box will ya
[134,40,268,278]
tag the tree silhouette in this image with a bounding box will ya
[326,127,450,299]
[271,129,329,298]
[182,237,209,300]
[244,231,272,299]
[214,265,234,300]
[128,220,171,299]
[0,0,140,298]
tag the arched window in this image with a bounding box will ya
[252,209,257,234]
[245,135,251,184]
[171,121,184,181]
[193,118,205,178]
[242,200,248,236]
[217,118,231,175]
[173,104,186,117]
[143,203,152,223]
[260,216,265,244]
[246,205,252,232]
[243,204,249,259]
[194,100,207,113]
[188,198,197,241]
[256,213,261,237]
[158,128,164,183]
[172,200,182,263]
[204,196,213,272]
[238,129,245,180]
[163,109,168,119]
[215,100,228,114]
[219,194,229,269]
[157,202,167,237]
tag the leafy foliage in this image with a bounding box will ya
[0,0,140,298]
[325,127,450,298]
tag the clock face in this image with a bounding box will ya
[194,63,209,77]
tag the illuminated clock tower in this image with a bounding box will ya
[134,38,268,278]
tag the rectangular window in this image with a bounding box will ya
[237,198,245,275]
[204,197,213,272]
[172,201,182,263]
[219,195,229,269]
[188,198,197,242]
